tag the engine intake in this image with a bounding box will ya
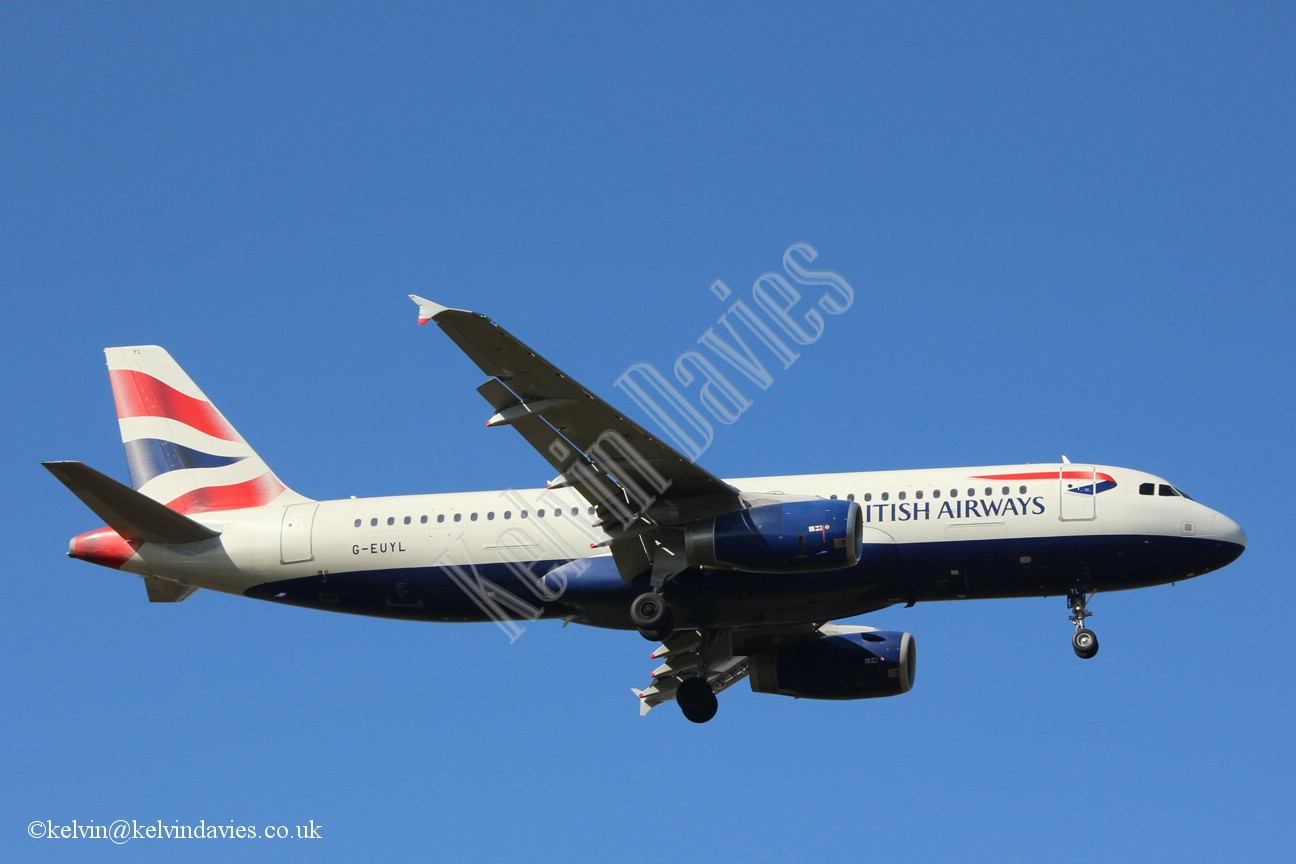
[684,499,863,573]
[749,631,916,700]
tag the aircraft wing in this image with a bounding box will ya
[633,623,884,715]
[411,296,742,580]
[633,629,751,715]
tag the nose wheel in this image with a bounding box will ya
[1067,584,1099,659]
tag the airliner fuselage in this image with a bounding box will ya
[68,463,1244,631]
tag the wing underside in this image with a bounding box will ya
[633,630,751,715]
[632,623,886,716]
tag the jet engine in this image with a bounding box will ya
[684,499,863,573]
[748,630,916,700]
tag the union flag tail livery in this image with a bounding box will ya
[44,301,1247,724]
[105,346,307,513]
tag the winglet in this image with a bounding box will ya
[409,294,458,326]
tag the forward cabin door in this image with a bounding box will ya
[1059,466,1097,522]
[281,503,319,563]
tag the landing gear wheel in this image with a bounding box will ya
[1066,583,1099,660]
[676,676,718,724]
[631,592,673,641]
[1072,628,1099,659]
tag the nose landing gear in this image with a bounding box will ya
[1067,584,1099,659]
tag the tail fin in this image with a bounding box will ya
[106,346,309,513]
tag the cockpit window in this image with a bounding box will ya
[1142,480,1194,500]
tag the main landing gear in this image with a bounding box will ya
[630,582,718,723]
[676,676,718,724]
[1067,584,1099,660]
[631,591,674,642]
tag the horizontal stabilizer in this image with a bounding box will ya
[142,575,199,602]
[43,461,220,545]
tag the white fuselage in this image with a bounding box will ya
[112,462,1245,628]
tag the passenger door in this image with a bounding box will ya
[1059,466,1097,522]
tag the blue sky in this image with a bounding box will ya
[3,3,1293,861]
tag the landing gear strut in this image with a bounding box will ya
[1067,584,1099,659]
[631,591,673,642]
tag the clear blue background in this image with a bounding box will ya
[4,3,1292,862]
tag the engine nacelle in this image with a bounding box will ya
[749,631,916,700]
[684,499,863,573]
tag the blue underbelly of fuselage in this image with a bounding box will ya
[243,533,1244,629]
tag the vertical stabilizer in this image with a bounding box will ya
[105,346,310,513]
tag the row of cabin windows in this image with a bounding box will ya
[353,483,1046,528]
[353,506,598,528]
[831,485,1031,503]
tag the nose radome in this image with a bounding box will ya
[1212,513,1247,549]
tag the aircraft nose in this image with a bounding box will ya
[1212,512,1247,553]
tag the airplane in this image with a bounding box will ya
[44,296,1247,723]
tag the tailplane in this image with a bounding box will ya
[105,346,309,512]
[43,461,220,545]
